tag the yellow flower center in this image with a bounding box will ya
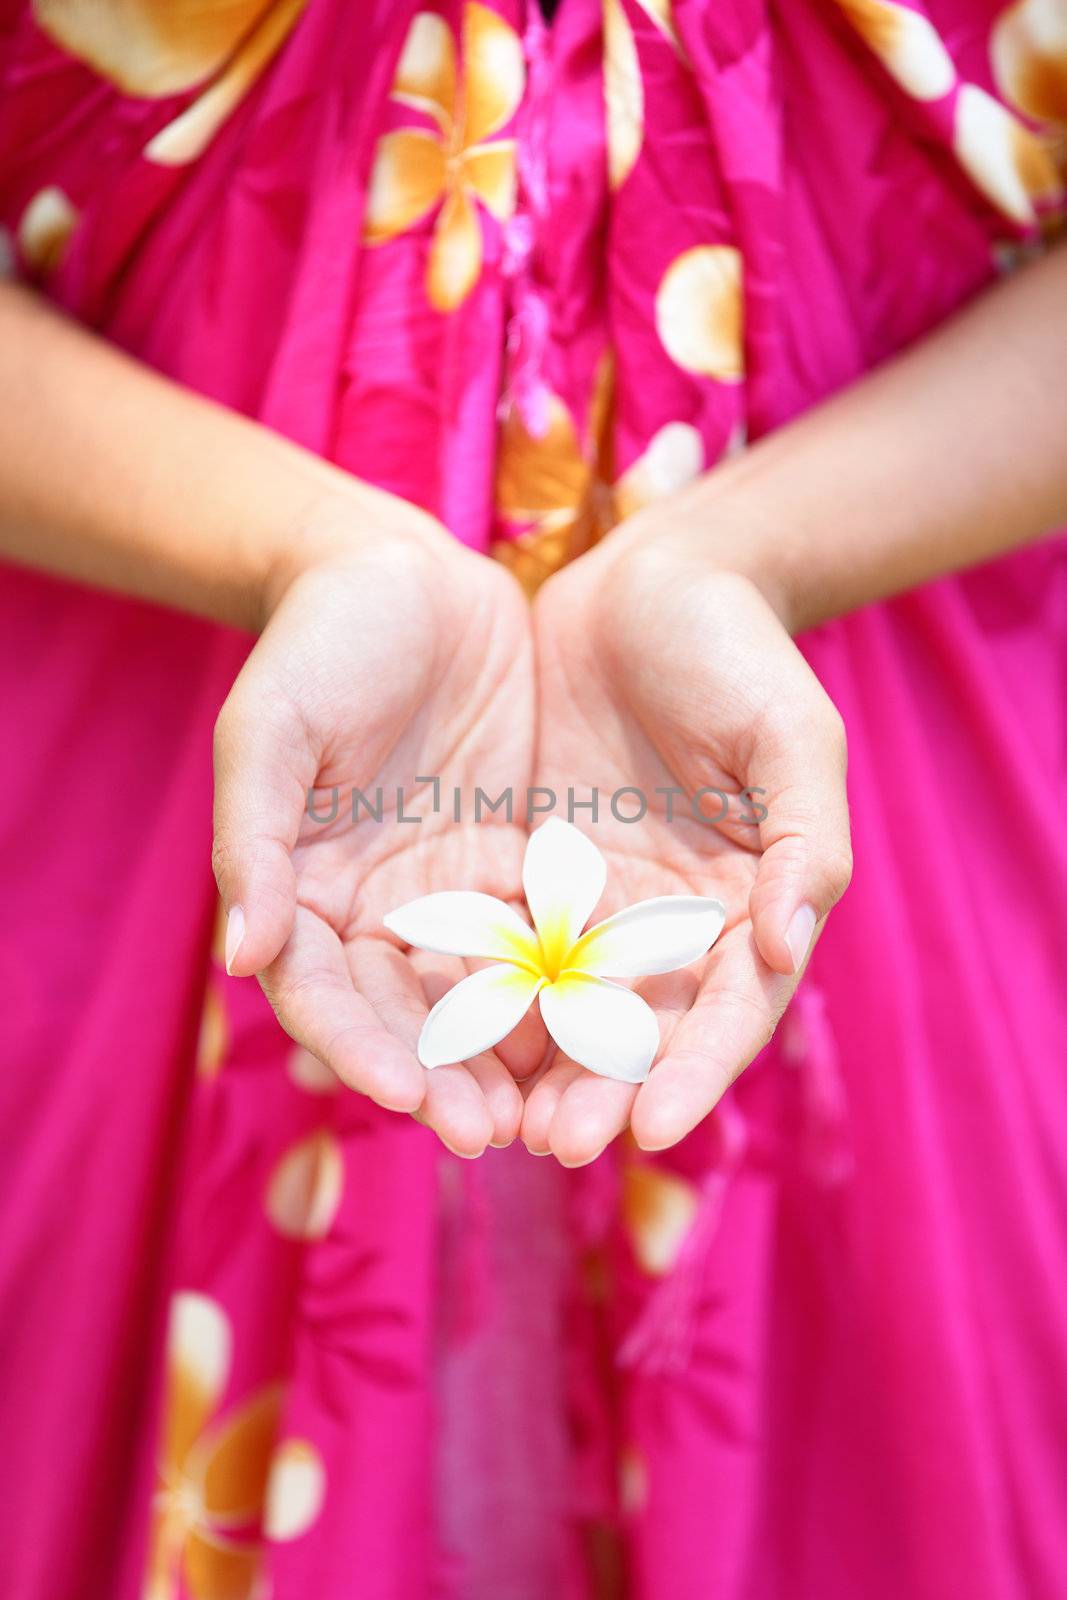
[535,917,575,985]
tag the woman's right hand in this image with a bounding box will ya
[522,512,853,1164]
[211,494,538,1157]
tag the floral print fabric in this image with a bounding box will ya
[0,2,1066,1598]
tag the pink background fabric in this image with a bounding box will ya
[1,1,1066,1596]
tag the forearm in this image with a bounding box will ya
[670,243,1067,632]
[0,283,436,630]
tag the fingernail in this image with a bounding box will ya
[786,902,817,973]
[440,1139,482,1160]
[224,905,245,976]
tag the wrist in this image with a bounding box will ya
[606,476,806,635]
[256,468,450,630]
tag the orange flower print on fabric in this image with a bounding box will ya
[264,1129,345,1240]
[611,419,704,521]
[145,1294,279,1600]
[16,186,77,274]
[144,1293,326,1599]
[993,0,1067,126]
[830,0,956,100]
[363,4,525,312]
[492,387,614,595]
[263,1439,327,1541]
[655,244,744,381]
[619,1442,649,1517]
[953,82,1063,226]
[604,0,684,189]
[828,0,1063,226]
[604,0,644,190]
[990,0,1067,216]
[622,1162,699,1277]
[493,357,705,594]
[32,0,308,165]
[195,903,231,1080]
[195,983,229,1081]
[285,1045,340,1095]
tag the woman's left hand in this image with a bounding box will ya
[211,496,540,1158]
[522,508,853,1163]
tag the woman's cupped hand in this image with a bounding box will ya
[211,482,851,1162]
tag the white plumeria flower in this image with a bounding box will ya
[383,818,726,1084]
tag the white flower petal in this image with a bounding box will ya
[384,890,539,966]
[168,1292,231,1410]
[629,422,705,499]
[264,1130,344,1240]
[570,895,726,978]
[833,0,956,102]
[953,83,1053,226]
[523,819,607,971]
[655,245,744,380]
[604,0,643,190]
[539,973,659,1083]
[264,1438,327,1541]
[418,963,544,1068]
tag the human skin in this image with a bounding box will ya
[0,244,1065,1160]
[523,240,1067,1164]
[0,282,541,1158]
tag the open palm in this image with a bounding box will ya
[213,520,538,1155]
[522,529,852,1163]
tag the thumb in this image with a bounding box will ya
[746,691,852,977]
[212,682,313,977]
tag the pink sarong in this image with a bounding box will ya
[1,2,1065,1596]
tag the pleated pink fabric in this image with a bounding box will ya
[0,2,1065,1597]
